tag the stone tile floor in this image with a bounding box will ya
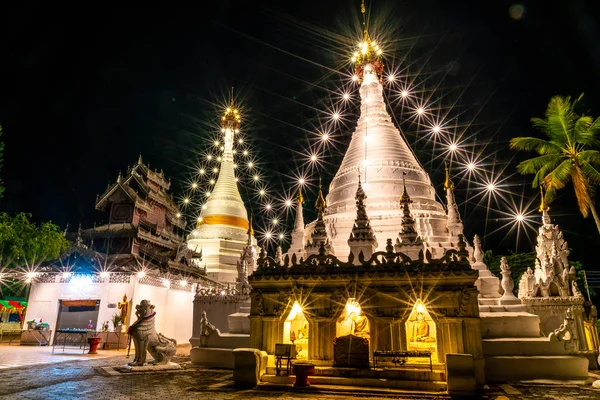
[0,344,128,370]
[0,346,599,399]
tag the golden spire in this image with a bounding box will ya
[315,179,327,212]
[361,0,368,38]
[352,0,383,82]
[296,186,305,205]
[221,87,241,132]
[444,163,454,191]
[539,186,549,213]
[247,215,255,236]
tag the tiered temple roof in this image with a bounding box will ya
[70,156,203,278]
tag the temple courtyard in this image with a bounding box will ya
[0,345,597,400]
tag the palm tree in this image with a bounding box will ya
[510,94,600,233]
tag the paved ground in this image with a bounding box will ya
[0,345,128,370]
[0,346,599,399]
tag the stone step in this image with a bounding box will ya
[261,374,447,392]
[265,365,445,382]
[479,298,501,305]
[482,337,567,356]
[480,312,541,338]
[479,304,528,312]
[484,355,589,382]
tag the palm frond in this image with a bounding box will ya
[509,137,561,154]
[545,185,558,205]
[516,153,561,174]
[538,95,580,147]
[542,159,573,191]
[578,116,600,148]
[531,157,563,187]
[581,163,600,185]
[577,150,600,167]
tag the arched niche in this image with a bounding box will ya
[282,301,309,359]
[405,300,438,363]
[336,298,370,339]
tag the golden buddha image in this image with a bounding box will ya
[406,300,438,362]
[337,298,370,339]
[283,301,309,359]
[412,311,432,342]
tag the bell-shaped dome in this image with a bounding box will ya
[324,66,449,257]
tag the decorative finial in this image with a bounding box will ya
[117,171,122,183]
[539,186,549,213]
[352,0,383,82]
[248,215,255,237]
[296,186,305,205]
[400,172,412,208]
[138,153,143,165]
[355,175,367,206]
[222,87,241,132]
[444,162,454,191]
[315,178,327,212]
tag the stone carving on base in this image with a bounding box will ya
[199,310,217,347]
[548,307,578,352]
[127,300,177,366]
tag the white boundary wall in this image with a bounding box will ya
[24,274,194,344]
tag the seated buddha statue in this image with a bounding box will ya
[297,321,309,340]
[352,314,370,338]
[412,312,430,342]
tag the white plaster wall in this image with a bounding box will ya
[130,282,194,344]
[164,288,194,343]
[25,279,135,343]
[25,278,194,345]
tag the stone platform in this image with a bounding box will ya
[120,362,182,372]
[262,364,447,392]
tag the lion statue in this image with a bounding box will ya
[127,299,177,366]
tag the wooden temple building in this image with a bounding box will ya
[24,156,206,344]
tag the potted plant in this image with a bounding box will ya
[26,319,37,330]
[37,322,50,331]
[111,313,122,332]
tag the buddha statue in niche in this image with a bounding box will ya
[298,321,309,340]
[412,312,430,342]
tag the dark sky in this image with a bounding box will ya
[1,1,599,265]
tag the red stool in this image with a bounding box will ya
[293,362,315,387]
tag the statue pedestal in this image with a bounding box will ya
[122,362,182,372]
[333,335,369,368]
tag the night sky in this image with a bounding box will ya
[1,1,599,266]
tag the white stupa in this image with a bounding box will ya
[187,95,256,283]
[308,23,458,259]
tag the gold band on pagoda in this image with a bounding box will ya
[197,215,249,230]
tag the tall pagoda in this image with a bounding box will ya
[319,3,458,259]
[187,92,256,284]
